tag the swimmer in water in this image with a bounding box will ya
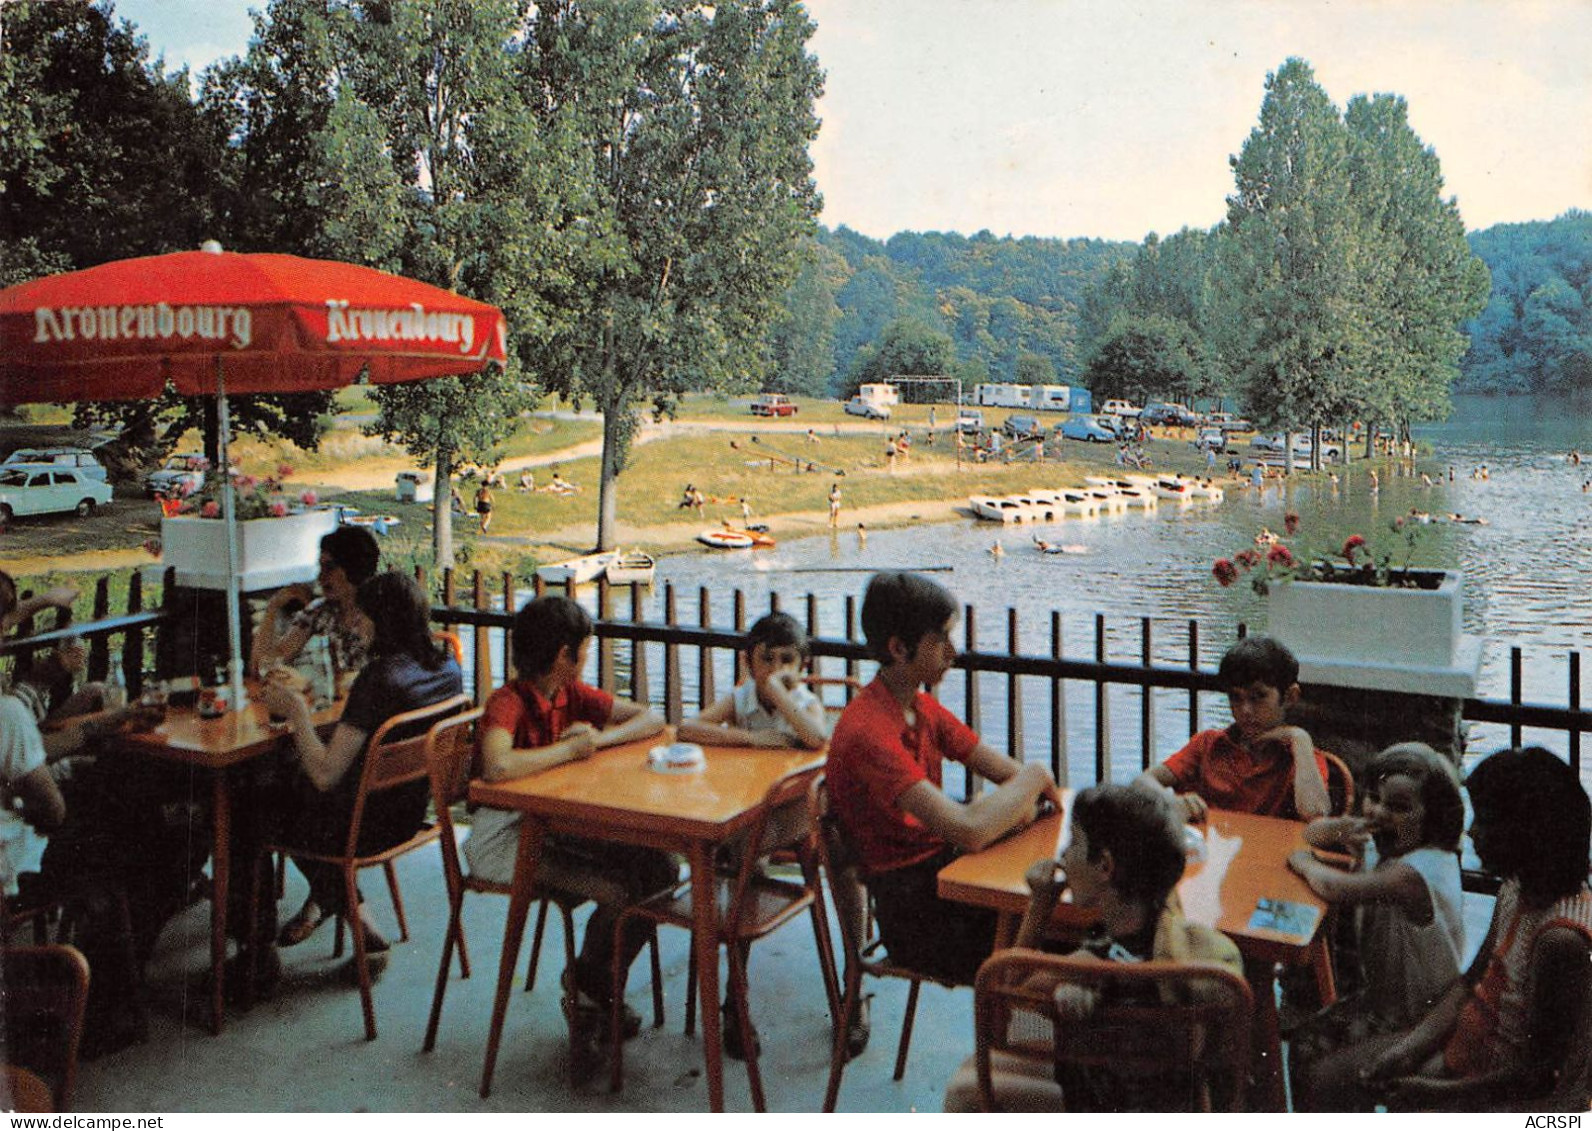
[990,541,1004,558]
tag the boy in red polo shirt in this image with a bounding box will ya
[827,572,1060,984]
[464,595,673,1083]
[1136,635,1330,822]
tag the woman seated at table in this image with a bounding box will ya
[251,526,380,945]
[251,525,380,685]
[247,570,463,985]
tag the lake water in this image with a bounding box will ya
[578,395,1590,784]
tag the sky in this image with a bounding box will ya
[112,0,1592,243]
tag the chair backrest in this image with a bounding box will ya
[2,944,89,1111]
[807,774,869,969]
[1321,749,1356,816]
[345,692,472,852]
[721,764,823,932]
[424,707,485,892]
[972,948,1253,1113]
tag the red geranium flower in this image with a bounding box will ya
[200,500,221,519]
[300,490,318,507]
[269,500,289,518]
[1212,558,1239,587]
[1267,543,1295,567]
[277,462,295,479]
[1342,534,1367,561]
[1284,511,1301,535]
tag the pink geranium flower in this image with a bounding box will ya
[1212,558,1239,587]
[201,501,221,519]
[300,490,318,507]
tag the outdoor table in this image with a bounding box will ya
[937,801,1330,1112]
[467,729,825,1110]
[117,686,342,1033]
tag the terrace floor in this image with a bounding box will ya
[65,832,1494,1114]
[69,837,969,1114]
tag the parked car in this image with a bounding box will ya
[1251,432,1342,459]
[1141,402,1199,428]
[749,393,798,417]
[1,446,106,482]
[955,408,985,433]
[144,452,207,498]
[1059,415,1121,443]
[1191,427,1230,451]
[843,396,891,420]
[1201,411,1253,432]
[1001,414,1043,440]
[1100,399,1143,419]
[0,466,114,521]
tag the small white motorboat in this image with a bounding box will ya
[970,495,1035,523]
[537,550,620,585]
[1186,479,1225,502]
[1152,477,1195,502]
[604,549,656,586]
[1085,476,1157,508]
[1083,487,1128,514]
[697,529,756,549]
[1023,490,1097,518]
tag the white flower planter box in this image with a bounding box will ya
[1266,570,1483,697]
[160,509,339,591]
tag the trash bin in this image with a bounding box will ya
[396,471,433,504]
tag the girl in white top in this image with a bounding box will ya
[1286,741,1466,1110]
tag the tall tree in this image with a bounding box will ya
[332,0,543,565]
[522,0,823,550]
[1341,93,1488,428]
[764,238,844,396]
[1217,57,1361,453]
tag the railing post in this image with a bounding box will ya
[630,583,649,706]
[1187,618,1201,738]
[1140,617,1154,771]
[663,584,682,723]
[124,570,145,695]
[734,589,747,684]
[597,576,616,692]
[1050,611,1066,786]
[1571,651,1582,775]
[472,572,492,702]
[964,604,981,800]
[698,586,715,709]
[1510,647,1523,750]
[805,593,820,686]
[1094,614,1110,784]
[845,595,859,694]
[1006,607,1023,762]
[442,568,456,607]
[87,577,109,682]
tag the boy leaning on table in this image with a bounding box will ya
[1134,635,1331,823]
[826,571,1061,986]
[462,594,674,1084]
[943,783,1244,1111]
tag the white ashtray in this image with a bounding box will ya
[648,742,705,774]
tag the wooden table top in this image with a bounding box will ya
[118,689,343,769]
[468,732,825,844]
[938,801,1328,956]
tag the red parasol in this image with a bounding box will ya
[0,242,508,708]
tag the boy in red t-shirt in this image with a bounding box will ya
[828,572,1060,984]
[1136,635,1330,822]
[463,595,672,1083]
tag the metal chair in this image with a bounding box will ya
[255,692,472,1040]
[610,763,838,1112]
[810,774,964,1112]
[420,707,664,1052]
[1,944,90,1111]
[951,948,1254,1112]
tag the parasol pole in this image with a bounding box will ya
[215,356,249,714]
